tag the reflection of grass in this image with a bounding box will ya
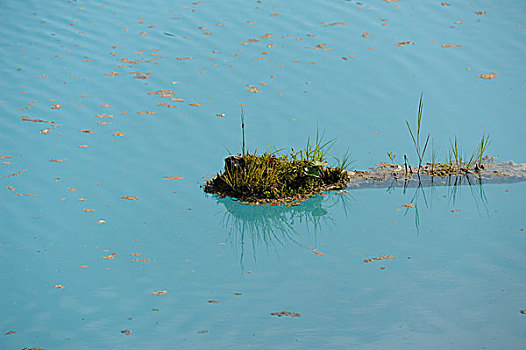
[213,192,352,266]
[396,173,488,234]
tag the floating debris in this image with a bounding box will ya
[271,310,301,317]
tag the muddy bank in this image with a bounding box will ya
[345,161,526,190]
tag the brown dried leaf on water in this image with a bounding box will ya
[41,129,51,134]
[520,310,526,314]
[163,176,183,180]
[189,102,202,107]
[325,22,347,27]
[401,203,414,208]
[79,129,94,133]
[395,41,414,47]
[157,102,175,108]
[6,169,28,178]
[121,329,132,335]
[51,104,62,109]
[78,144,89,148]
[216,113,225,117]
[450,209,461,213]
[5,331,15,335]
[131,258,149,263]
[442,44,462,48]
[130,71,151,79]
[307,43,333,51]
[7,186,15,191]
[362,32,370,38]
[363,255,395,263]
[148,89,176,97]
[54,284,64,289]
[271,310,301,317]
[197,330,208,334]
[136,111,156,115]
[50,159,68,162]
[208,300,220,303]
[479,72,498,79]
[246,85,260,93]
[171,97,184,102]
[270,13,279,17]
[97,121,111,125]
[260,33,273,39]
[474,11,487,15]
[152,290,167,295]
[441,2,450,5]
[113,131,124,136]
[176,56,196,60]
[105,71,120,77]
[21,116,54,124]
[312,248,325,256]
[121,196,138,200]
[83,208,95,212]
[104,252,117,259]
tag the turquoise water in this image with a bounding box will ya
[1,0,525,349]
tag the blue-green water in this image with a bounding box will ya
[1,0,525,349]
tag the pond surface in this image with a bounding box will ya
[1,0,525,349]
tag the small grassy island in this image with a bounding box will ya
[204,128,352,205]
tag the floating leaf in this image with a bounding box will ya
[21,116,54,124]
[197,330,208,334]
[54,284,64,289]
[307,43,333,51]
[83,208,95,212]
[163,176,183,180]
[121,196,138,200]
[152,290,167,295]
[208,300,220,303]
[401,203,414,208]
[94,114,113,118]
[121,330,132,335]
[363,255,395,263]
[395,41,414,47]
[271,310,301,317]
[136,111,156,115]
[478,72,498,79]
[312,248,325,256]
[78,129,94,133]
[474,11,487,15]
[103,252,117,259]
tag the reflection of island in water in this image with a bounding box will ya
[211,165,522,264]
[213,192,352,265]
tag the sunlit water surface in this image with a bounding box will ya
[1,0,525,349]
